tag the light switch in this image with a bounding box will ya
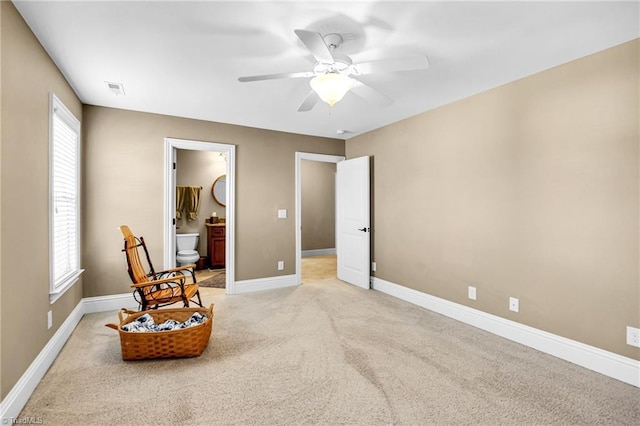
[278,209,287,219]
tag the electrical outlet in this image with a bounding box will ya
[627,326,640,348]
[47,310,53,329]
[277,260,284,271]
[468,286,476,300]
[509,297,519,313]
[371,262,377,272]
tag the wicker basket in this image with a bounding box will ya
[106,304,213,361]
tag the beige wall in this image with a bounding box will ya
[301,160,336,251]
[83,105,344,297]
[1,2,84,399]
[176,149,226,256]
[347,39,640,360]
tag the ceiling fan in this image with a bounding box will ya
[238,29,430,111]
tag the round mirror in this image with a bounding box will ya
[211,174,226,207]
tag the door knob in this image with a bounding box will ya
[358,227,370,232]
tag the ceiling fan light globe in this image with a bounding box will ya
[310,73,354,107]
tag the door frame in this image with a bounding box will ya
[164,137,236,294]
[295,152,345,285]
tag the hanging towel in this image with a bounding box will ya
[186,186,201,221]
[176,186,187,220]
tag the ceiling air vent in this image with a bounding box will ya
[105,81,125,96]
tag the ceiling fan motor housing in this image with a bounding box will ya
[313,53,352,75]
[312,33,354,75]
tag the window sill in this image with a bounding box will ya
[50,269,84,304]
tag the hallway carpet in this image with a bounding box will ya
[302,254,336,281]
[19,261,639,424]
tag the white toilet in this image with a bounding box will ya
[176,233,200,266]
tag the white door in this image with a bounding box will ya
[336,156,370,289]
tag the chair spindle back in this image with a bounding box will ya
[120,225,155,289]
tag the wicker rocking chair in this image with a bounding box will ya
[120,225,203,311]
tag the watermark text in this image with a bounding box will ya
[2,417,43,425]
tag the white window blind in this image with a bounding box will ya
[50,94,82,297]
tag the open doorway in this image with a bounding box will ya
[175,149,226,290]
[164,138,236,294]
[295,152,345,285]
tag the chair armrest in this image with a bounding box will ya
[153,264,196,277]
[130,275,186,289]
[169,264,196,272]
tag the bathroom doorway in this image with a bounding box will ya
[164,138,236,294]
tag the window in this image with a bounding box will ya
[49,94,83,301]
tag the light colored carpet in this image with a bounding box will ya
[19,260,640,424]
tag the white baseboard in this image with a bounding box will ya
[234,274,298,294]
[83,293,138,314]
[372,277,640,387]
[0,301,85,422]
[302,248,336,258]
[1,293,138,421]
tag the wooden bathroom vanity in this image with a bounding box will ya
[206,223,225,269]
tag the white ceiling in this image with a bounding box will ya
[13,1,639,140]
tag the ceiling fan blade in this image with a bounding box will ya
[354,54,430,76]
[294,29,335,64]
[350,80,393,106]
[238,71,314,82]
[297,90,319,112]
